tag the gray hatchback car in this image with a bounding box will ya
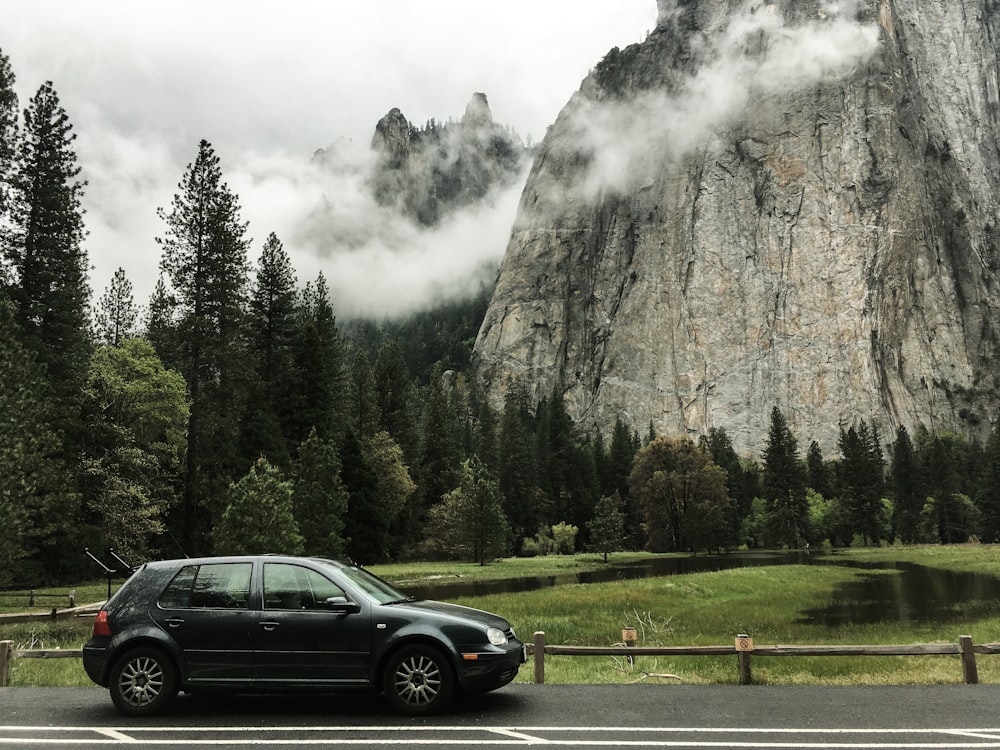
[83,555,525,716]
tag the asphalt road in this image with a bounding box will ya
[4,683,1000,747]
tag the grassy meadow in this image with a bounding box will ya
[4,547,1000,687]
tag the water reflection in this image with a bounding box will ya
[796,561,1000,626]
[400,550,813,601]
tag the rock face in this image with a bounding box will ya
[473,0,1000,454]
[368,93,526,226]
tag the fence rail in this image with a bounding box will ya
[3,633,998,688]
[527,632,997,686]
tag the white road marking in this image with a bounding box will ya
[5,726,1000,746]
[94,729,137,742]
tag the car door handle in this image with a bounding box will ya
[164,618,184,628]
[259,621,281,631]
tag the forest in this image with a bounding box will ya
[2,49,1000,588]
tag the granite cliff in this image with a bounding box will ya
[474,0,1000,455]
[367,93,526,226]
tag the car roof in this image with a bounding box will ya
[141,555,352,570]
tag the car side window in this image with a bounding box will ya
[159,563,252,609]
[264,563,346,611]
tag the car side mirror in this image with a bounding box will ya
[323,596,361,614]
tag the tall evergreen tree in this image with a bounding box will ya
[0,48,17,225]
[289,273,345,444]
[242,232,298,465]
[497,380,541,547]
[374,339,418,461]
[341,431,381,564]
[2,80,91,433]
[806,440,833,499]
[414,366,463,524]
[891,425,923,543]
[94,267,138,346]
[348,349,381,441]
[977,419,1000,543]
[608,416,641,545]
[214,458,303,556]
[425,456,510,565]
[156,139,251,554]
[144,275,177,356]
[291,429,348,557]
[761,406,809,548]
[0,300,78,584]
[838,420,887,544]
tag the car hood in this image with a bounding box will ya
[388,599,511,630]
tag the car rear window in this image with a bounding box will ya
[159,562,252,609]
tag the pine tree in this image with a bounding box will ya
[2,81,91,432]
[497,380,541,547]
[144,275,177,357]
[340,431,380,563]
[156,139,251,553]
[242,232,298,465]
[838,420,887,544]
[348,349,381,440]
[976,420,1000,543]
[761,406,808,548]
[94,267,138,345]
[289,273,346,444]
[0,48,17,224]
[0,299,78,584]
[214,458,303,555]
[588,493,625,562]
[891,426,924,543]
[414,366,463,532]
[374,339,418,461]
[291,429,348,557]
[427,456,510,565]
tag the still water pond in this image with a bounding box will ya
[401,553,1000,627]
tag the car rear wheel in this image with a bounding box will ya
[382,644,454,715]
[109,647,178,717]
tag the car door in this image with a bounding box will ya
[151,561,255,684]
[252,562,372,686]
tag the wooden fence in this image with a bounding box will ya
[527,632,1000,686]
[4,633,1000,688]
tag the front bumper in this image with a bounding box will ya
[456,640,526,694]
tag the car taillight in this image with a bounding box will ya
[92,610,112,637]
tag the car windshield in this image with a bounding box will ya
[327,563,413,605]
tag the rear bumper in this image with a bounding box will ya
[82,640,111,687]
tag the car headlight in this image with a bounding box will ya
[486,627,508,646]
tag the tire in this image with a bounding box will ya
[382,645,454,715]
[108,646,178,717]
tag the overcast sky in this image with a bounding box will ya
[3,0,656,318]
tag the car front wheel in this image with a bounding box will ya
[382,645,454,715]
[109,647,178,717]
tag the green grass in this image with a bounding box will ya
[5,547,1000,687]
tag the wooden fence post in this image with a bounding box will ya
[533,631,546,685]
[0,640,13,687]
[960,635,979,684]
[736,634,753,685]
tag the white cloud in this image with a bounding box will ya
[3,0,654,316]
[570,0,880,198]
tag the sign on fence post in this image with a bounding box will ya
[623,628,637,666]
[736,634,753,685]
